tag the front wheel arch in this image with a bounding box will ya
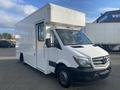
[55,63,67,75]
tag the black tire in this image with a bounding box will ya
[19,53,24,62]
[56,65,71,88]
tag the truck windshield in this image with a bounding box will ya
[56,29,92,45]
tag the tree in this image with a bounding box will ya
[2,33,12,39]
[0,34,2,39]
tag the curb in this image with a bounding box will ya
[0,57,16,60]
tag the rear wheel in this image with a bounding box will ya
[19,53,24,62]
[56,65,71,88]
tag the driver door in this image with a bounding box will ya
[46,30,62,71]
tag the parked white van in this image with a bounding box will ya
[15,3,111,88]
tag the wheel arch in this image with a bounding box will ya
[55,60,71,74]
[56,59,71,67]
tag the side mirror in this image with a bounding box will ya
[45,38,51,48]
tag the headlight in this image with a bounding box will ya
[73,56,92,67]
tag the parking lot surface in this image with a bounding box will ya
[0,48,120,90]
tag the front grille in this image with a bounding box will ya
[92,56,109,67]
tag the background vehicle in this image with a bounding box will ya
[15,3,111,88]
[84,23,120,51]
[0,40,15,48]
[85,10,120,52]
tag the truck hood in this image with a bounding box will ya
[69,45,109,58]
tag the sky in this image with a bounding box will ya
[0,0,120,34]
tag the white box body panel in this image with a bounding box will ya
[16,3,85,27]
[50,4,85,26]
[85,23,120,44]
[15,23,37,68]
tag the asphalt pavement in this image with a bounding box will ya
[0,48,120,90]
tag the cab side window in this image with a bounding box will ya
[51,31,61,49]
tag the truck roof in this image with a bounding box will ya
[16,3,85,27]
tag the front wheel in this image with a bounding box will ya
[57,66,71,88]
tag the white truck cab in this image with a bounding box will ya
[16,3,111,88]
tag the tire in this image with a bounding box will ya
[56,65,71,88]
[19,53,24,62]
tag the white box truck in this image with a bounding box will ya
[85,23,120,51]
[15,3,111,88]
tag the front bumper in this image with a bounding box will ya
[69,66,111,82]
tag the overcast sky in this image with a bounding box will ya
[0,0,120,34]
